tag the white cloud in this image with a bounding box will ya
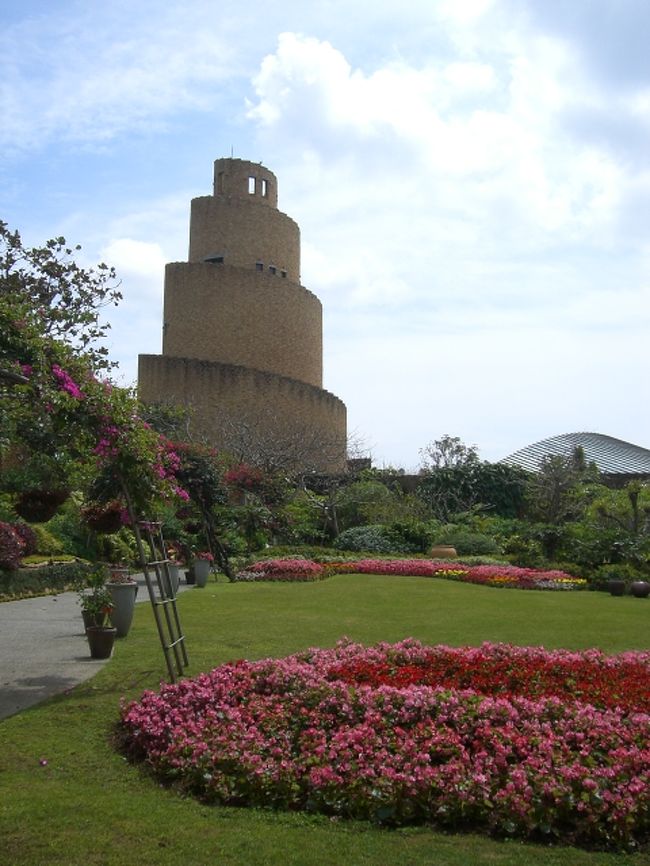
[3,1,650,465]
[0,4,237,151]
[101,238,166,282]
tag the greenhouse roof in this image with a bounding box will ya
[501,432,650,475]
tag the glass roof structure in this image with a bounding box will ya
[501,432,650,475]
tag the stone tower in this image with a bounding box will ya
[138,158,347,472]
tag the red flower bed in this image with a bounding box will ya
[119,640,650,850]
[326,641,650,714]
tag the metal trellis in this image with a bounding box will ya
[132,519,189,683]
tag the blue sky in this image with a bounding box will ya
[2,0,649,469]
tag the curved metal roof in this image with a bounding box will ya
[501,432,650,475]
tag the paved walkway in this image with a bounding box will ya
[0,574,191,721]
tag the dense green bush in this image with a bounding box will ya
[31,524,65,556]
[46,502,96,559]
[385,520,436,554]
[0,559,93,599]
[95,528,138,565]
[432,529,500,556]
[333,524,433,555]
[592,563,648,584]
[334,525,395,554]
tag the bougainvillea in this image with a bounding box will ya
[118,640,650,850]
[237,558,587,590]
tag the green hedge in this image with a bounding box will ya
[0,560,93,600]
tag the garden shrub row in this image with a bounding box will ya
[118,639,650,851]
[0,560,94,600]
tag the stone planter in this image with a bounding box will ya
[608,579,626,597]
[630,580,650,599]
[185,568,196,585]
[106,581,138,637]
[168,563,181,595]
[193,559,211,587]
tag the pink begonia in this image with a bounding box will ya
[119,640,650,851]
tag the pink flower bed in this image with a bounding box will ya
[236,558,326,582]
[118,640,650,850]
[239,558,587,589]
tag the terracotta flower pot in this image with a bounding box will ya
[430,545,457,559]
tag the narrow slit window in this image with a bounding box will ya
[248,176,256,194]
[217,172,224,194]
[261,178,268,197]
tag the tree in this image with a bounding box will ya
[0,220,121,372]
[581,481,650,568]
[173,443,234,578]
[417,440,529,522]
[1,225,185,522]
[419,434,479,472]
[527,447,600,525]
[216,407,347,476]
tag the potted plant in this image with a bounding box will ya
[5,452,71,522]
[166,548,182,595]
[193,551,213,587]
[78,569,117,659]
[105,564,138,637]
[81,499,125,534]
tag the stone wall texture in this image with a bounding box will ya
[162,263,322,387]
[138,355,347,459]
[137,157,347,473]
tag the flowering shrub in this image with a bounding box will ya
[0,521,26,570]
[237,558,326,582]
[119,639,650,850]
[223,463,264,491]
[10,522,38,556]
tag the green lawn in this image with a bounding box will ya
[1,574,649,866]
